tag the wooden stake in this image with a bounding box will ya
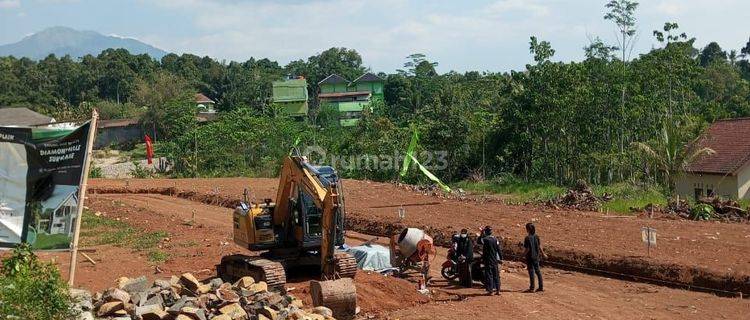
[68,109,98,286]
[81,252,96,265]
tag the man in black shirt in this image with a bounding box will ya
[478,226,502,295]
[456,228,473,288]
[523,222,547,292]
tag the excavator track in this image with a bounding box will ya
[217,254,287,292]
[333,252,358,279]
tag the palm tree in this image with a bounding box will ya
[632,117,715,193]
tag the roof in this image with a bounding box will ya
[195,93,215,104]
[318,74,349,85]
[685,118,750,175]
[42,185,78,212]
[318,91,371,99]
[0,107,55,126]
[353,72,383,83]
[273,78,308,87]
[98,118,139,128]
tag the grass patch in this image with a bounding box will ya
[119,142,164,162]
[31,233,71,250]
[456,178,564,202]
[456,177,668,214]
[80,210,169,261]
[147,250,170,263]
[593,183,667,214]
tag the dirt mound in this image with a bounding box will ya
[294,271,429,317]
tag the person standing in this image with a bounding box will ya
[478,226,502,295]
[456,228,473,288]
[523,222,547,292]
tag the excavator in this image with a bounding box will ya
[216,154,357,293]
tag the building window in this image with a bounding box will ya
[694,188,703,200]
[707,189,714,197]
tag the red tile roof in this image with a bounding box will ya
[195,93,214,104]
[686,118,750,175]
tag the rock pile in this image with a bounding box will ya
[92,274,336,320]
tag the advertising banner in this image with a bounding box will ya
[0,122,91,250]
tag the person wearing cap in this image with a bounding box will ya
[523,222,547,292]
[456,228,473,288]
[478,225,502,295]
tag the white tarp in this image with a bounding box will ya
[346,244,392,271]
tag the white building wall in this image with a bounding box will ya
[676,172,738,200]
[736,163,750,199]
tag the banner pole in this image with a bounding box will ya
[68,109,98,286]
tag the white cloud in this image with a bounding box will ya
[140,0,750,72]
[0,0,20,9]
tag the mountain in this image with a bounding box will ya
[0,26,168,60]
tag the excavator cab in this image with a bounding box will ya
[220,156,357,292]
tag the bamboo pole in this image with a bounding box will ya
[68,109,98,286]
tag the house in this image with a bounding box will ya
[677,118,750,200]
[318,72,384,126]
[195,93,216,113]
[38,184,79,236]
[272,77,309,119]
[0,107,56,126]
[95,118,143,149]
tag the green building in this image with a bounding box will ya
[272,77,309,119]
[318,72,384,126]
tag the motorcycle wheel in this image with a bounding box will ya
[441,265,457,280]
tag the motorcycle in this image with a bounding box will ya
[441,248,486,285]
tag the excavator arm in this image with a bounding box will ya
[274,156,344,278]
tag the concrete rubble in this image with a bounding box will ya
[90,273,336,320]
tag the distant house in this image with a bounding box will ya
[195,93,216,113]
[677,118,750,200]
[0,107,56,126]
[318,72,384,126]
[95,118,143,149]
[272,77,309,119]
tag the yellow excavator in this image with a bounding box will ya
[216,154,357,292]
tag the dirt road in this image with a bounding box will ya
[71,190,749,319]
[90,178,750,295]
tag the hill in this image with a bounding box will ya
[0,26,168,60]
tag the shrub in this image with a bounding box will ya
[0,244,77,319]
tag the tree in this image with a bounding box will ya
[136,71,196,141]
[604,0,639,62]
[699,42,727,67]
[604,0,639,160]
[631,117,714,193]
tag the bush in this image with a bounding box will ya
[690,203,716,220]
[89,166,103,178]
[0,244,77,319]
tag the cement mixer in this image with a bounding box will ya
[389,228,435,279]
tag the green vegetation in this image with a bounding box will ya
[456,177,564,203]
[0,244,77,320]
[1,2,749,203]
[147,250,170,263]
[31,233,72,250]
[458,178,666,214]
[594,183,667,214]
[81,211,169,261]
[89,166,103,178]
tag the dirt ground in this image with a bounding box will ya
[52,183,749,319]
[89,178,750,293]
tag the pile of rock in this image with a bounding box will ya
[92,274,335,320]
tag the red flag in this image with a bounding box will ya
[145,134,154,165]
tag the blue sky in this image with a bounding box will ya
[1,0,748,73]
